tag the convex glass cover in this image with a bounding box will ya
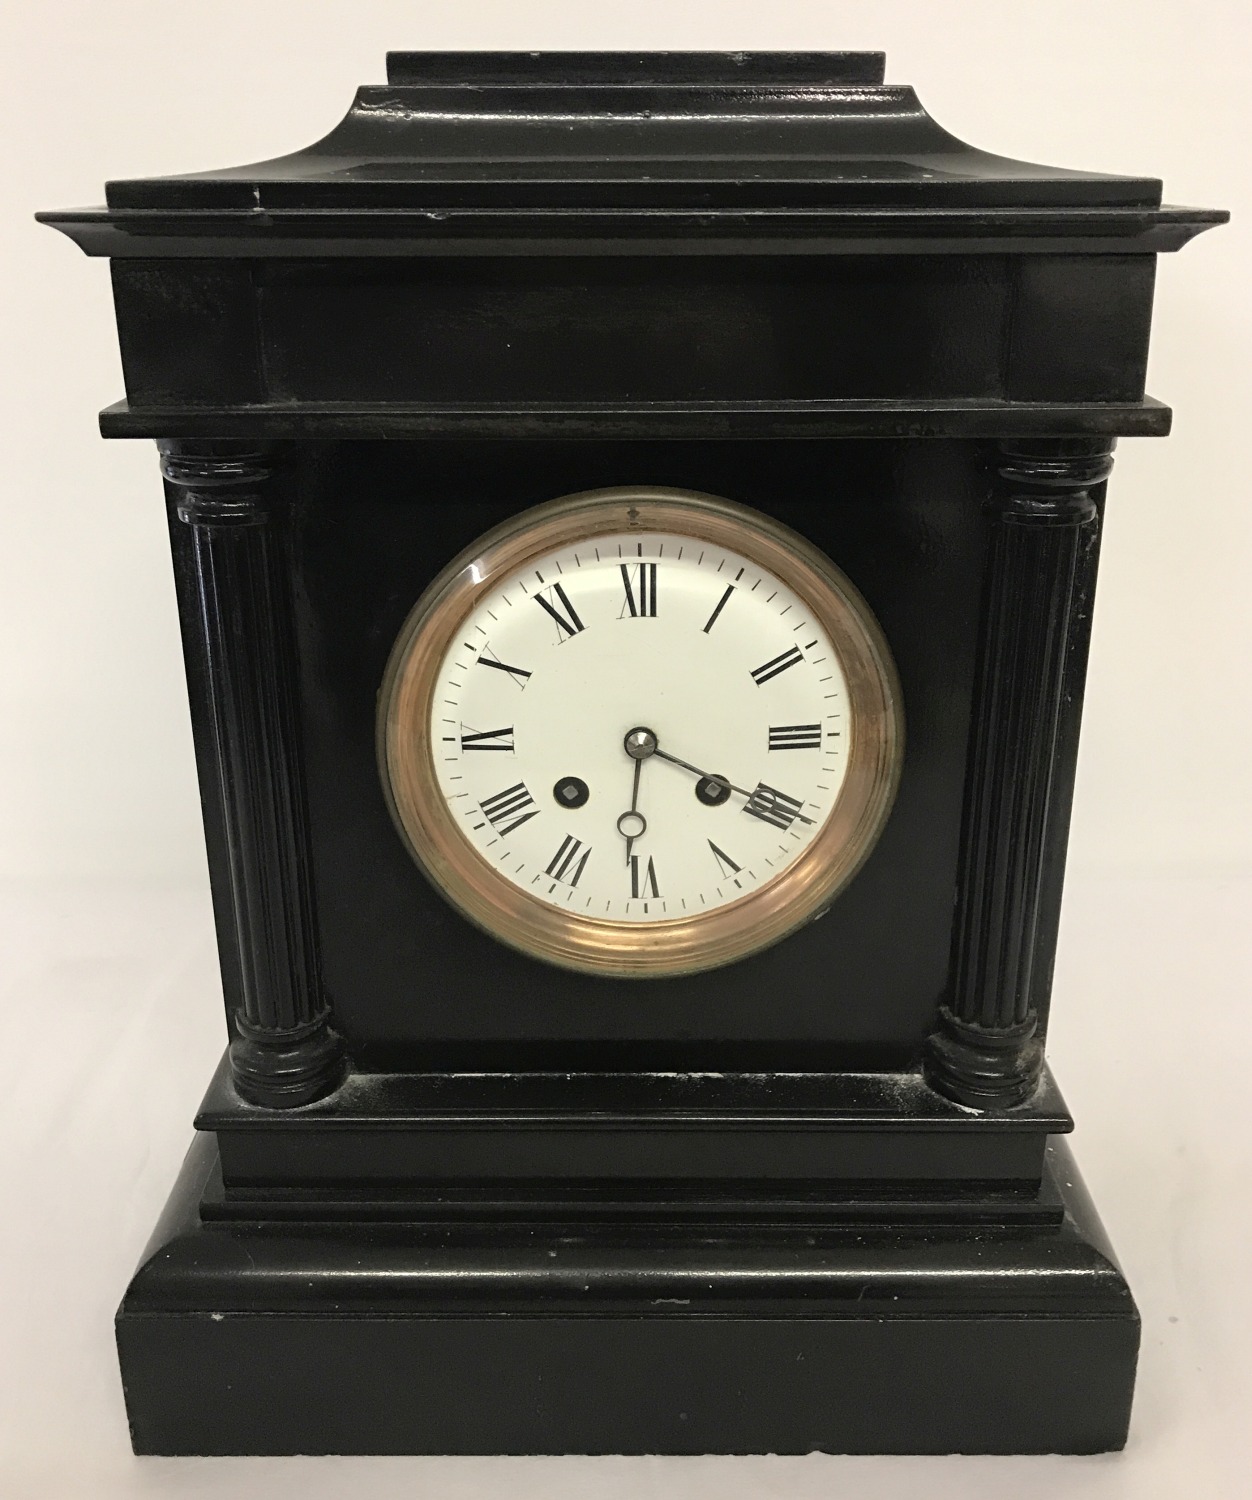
[379,488,902,976]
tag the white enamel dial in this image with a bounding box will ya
[430,532,848,921]
[379,488,901,977]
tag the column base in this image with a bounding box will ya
[115,1133,1138,1455]
[229,1009,344,1108]
[924,1006,1044,1109]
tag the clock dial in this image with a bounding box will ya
[380,489,901,976]
[429,533,847,922]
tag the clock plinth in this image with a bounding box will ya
[40,49,1224,1456]
[191,1056,1075,1187]
[120,1058,1131,1455]
[116,1130,1136,1456]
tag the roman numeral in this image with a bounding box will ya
[743,782,805,831]
[476,646,531,688]
[545,834,591,888]
[479,782,540,836]
[702,584,734,634]
[750,646,804,685]
[629,854,660,899]
[619,562,657,618]
[708,841,742,880]
[534,582,585,641]
[460,725,514,752]
[768,723,822,751]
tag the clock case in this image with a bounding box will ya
[41,51,1224,1456]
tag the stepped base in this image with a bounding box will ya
[116,1132,1138,1454]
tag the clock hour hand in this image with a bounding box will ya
[650,744,815,826]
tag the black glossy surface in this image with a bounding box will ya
[40,54,1224,434]
[38,48,1223,1456]
[198,1152,1069,1228]
[37,52,1225,261]
[271,438,981,1071]
[384,50,890,87]
[116,1134,1138,1454]
[56,51,1170,216]
[196,1053,1072,1188]
[926,440,1112,1107]
[42,206,1225,262]
[99,396,1176,442]
[91,252,1165,418]
[160,447,344,1105]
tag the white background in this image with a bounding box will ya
[1,2,1249,1497]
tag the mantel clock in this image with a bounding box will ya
[40,50,1225,1456]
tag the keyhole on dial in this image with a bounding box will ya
[553,776,590,809]
[695,775,732,807]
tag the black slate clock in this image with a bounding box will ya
[39,50,1225,1457]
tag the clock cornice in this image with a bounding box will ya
[37,50,1225,258]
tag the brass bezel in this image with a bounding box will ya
[378,487,903,978]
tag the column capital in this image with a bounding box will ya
[159,442,276,526]
[995,438,1114,521]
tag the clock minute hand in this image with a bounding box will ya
[650,745,815,826]
[624,753,643,865]
[617,726,656,864]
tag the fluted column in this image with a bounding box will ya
[161,442,343,1107]
[925,438,1113,1109]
